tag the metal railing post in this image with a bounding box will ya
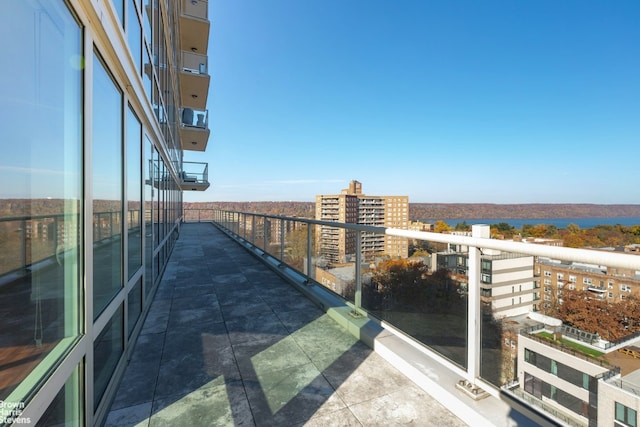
[251,214,256,244]
[306,224,312,280]
[20,219,27,269]
[355,230,362,311]
[243,214,247,239]
[467,224,487,385]
[263,217,268,252]
[280,218,285,261]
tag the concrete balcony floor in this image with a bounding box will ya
[106,223,466,426]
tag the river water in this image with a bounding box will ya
[431,217,640,229]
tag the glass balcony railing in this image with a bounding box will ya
[179,108,210,150]
[179,50,209,110]
[182,208,640,427]
[180,161,209,191]
[181,50,208,75]
[181,107,208,129]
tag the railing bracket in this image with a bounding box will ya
[455,380,489,401]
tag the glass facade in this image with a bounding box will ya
[0,0,206,424]
[92,51,124,320]
[0,0,82,414]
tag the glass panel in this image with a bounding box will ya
[480,249,537,386]
[264,217,279,259]
[127,278,142,336]
[126,107,142,279]
[93,305,123,409]
[143,45,152,102]
[127,0,141,73]
[144,136,153,298]
[112,0,124,27]
[92,52,123,319]
[362,235,468,368]
[0,0,82,405]
[36,365,83,426]
[283,220,309,275]
[617,403,626,422]
[152,148,160,249]
[142,0,152,44]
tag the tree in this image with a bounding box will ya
[454,221,470,231]
[558,289,640,341]
[566,223,581,234]
[562,233,585,248]
[434,220,451,233]
[491,222,515,239]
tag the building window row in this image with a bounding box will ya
[523,373,589,418]
[615,402,637,427]
[524,348,591,390]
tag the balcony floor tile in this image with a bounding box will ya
[106,223,466,427]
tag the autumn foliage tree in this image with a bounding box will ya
[558,289,640,341]
[366,259,463,314]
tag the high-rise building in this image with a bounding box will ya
[0,0,210,425]
[315,181,409,264]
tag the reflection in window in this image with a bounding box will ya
[144,136,153,297]
[142,0,152,44]
[128,279,142,336]
[92,52,123,319]
[127,0,141,73]
[37,365,83,426]
[143,46,152,102]
[112,0,124,27]
[93,305,123,409]
[0,0,82,405]
[127,106,142,279]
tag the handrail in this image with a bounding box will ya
[0,210,140,279]
[211,209,640,270]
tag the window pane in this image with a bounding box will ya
[0,0,82,405]
[127,279,142,336]
[94,305,123,409]
[37,365,83,426]
[144,136,153,298]
[127,0,141,73]
[127,107,142,279]
[143,46,152,102]
[616,402,625,422]
[93,52,123,319]
[142,0,152,44]
[112,0,124,27]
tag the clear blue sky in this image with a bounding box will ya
[184,0,640,203]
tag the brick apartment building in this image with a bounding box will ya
[315,180,409,264]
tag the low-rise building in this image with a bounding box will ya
[536,258,640,308]
[433,226,538,318]
[516,326,640,427]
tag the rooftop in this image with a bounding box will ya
[105,223,466,426]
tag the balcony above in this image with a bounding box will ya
[180,161,210,191]
[180,108,210,151]
[179,0,210,55]
[180,50,210,110]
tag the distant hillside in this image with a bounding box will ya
[410,203,640,220]
[184,201,316,218]
[185,202,640,221]
[3,200,638,222]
